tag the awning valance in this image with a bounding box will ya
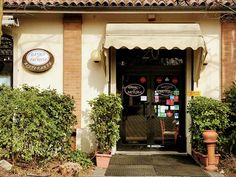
[104,23,207,83]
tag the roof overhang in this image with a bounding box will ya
[3,6,236,14]
[104,23,207,83]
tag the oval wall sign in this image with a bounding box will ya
[155,83,177,96]
[124,84,145,97]
[22,48,54,73]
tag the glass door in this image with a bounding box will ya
[116,48,186,151]
[152,75,182,147]
[121,75,149,144]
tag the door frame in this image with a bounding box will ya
[108,48,194,153]
[115,50,187,151]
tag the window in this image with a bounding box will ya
[0,34,13,86]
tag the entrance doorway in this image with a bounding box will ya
[116,49,186,152]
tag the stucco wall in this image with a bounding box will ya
[12,14,63,92]
[7,13,220,154]
[81,13,221,153]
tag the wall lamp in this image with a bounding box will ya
[91,49,101,63]
[2,15,19,27]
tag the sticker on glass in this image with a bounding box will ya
[140,76,146,84]
[165,77,170,82]
[174,113,179,119]
[141,96,147,101]
[160,112,166,117]
[172,77,178,84]
[166,99,174,106]
[156,77,162,84]
[124,84,145,97]
[173,90,180,96]
[155,83,177,96]
[174,105,180,110]
[154,96,159,102]
[174,96,179,102]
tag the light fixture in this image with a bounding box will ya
[2,15,19,27]
[91,49,101,63]
[147,14,156,22]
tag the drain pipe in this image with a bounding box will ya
[108,48,111,95]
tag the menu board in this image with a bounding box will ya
[0,35,13,61]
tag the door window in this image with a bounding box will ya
[0,35,13,87]
[117,48,186,151]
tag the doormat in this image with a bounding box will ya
[105,154,210,176]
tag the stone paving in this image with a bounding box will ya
[92,154,225,177]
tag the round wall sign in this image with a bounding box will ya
[22,48,54,73]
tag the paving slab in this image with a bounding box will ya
[92,154,224,177]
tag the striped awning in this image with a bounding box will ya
[104,23,207,83]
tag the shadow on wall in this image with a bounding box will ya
[79,109,96,153]
[87,56,107,93]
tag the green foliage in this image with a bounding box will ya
[224,81,236,154]
[67,150,93,169]
[228,131,236,154]
[0,85,76,163]
[88,93,123,154]
[224,81,236,118]
[187,96,230,153]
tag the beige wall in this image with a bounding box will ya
[12,14,63,92]
[8,13,221,153]
[197,19,221,99]
[81,13,221,153]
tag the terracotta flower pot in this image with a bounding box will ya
[202,130,218,143]
[202,130,219,171]
[95,152,112,168]
[192,149,220,167]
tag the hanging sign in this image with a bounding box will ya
[22,48,54,73]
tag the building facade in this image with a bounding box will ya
[2,0,236,154]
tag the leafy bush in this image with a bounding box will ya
[88,93,123,154]
[187,96,230,153]
[0,85,76,163]
[228,131,236,154]
[67,150,93,169]
[224,81,236,154]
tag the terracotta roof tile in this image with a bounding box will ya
[3,0,236,8]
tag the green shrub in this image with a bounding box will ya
[224,81,236,154]
[67,150,93,169]
[224,81,236,118]
[187,96,230,153]
[0,85,76,163]
[88,93,123,154]
[228,131,236,154]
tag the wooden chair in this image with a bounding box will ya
[160,118,179,145]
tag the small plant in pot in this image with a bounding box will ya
[88,93,123,168]
[187,96,230,169]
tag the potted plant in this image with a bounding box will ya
[187,96,230,169]
[88,93,123,168]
